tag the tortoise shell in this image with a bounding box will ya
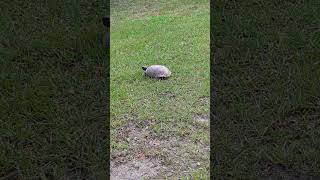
[142,65,171,79]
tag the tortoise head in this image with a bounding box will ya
[142,66,148,71]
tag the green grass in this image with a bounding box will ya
[4,0,318,179]
[111,0,209,178]
[0,0,108,178]
[212,0,320,179]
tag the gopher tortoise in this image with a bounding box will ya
[142,65,171,79]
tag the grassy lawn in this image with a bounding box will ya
[1,0,108,179]
[110,0,210,179]
[3,0,318,179]
[212,0,320,179]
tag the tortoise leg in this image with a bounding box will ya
[158,77,168,80]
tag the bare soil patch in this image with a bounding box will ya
[194,114,209,123]
[111,121,209,179]
[110,159,162,180]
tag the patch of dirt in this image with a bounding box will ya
[111,121,209,179]
[110,159,162,180]
[194,114,209,123]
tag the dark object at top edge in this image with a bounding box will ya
[103,16,110,27]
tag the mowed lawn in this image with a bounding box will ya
[212,0,320,179]
[110,0,210,179]
[1,0,108,179]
